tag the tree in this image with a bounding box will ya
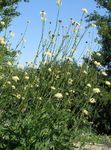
[0,0,29,31]
[0,0,29,64]
[85,0,111,134]
[87,0,111,75]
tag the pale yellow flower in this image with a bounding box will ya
[82,8,88,14]
[24,76,29,80]
[11,85,16,89]
[93,88,100,93]
[87,83,91,88]
[83,109,89,115]
[91,23,96,27]
[94,61,101,67]
[54,93,63,99]
[101,71,107,76]
[16,94,21,99]
[105,81,111,86]
[7,81,11,85]
[0,37,6,45]
[12,76,19,82]
[56,0,62,6]
[7,61,12,66]
[83,70,88,74]
[0,21,5,26]
[48,68,52,72]
[40,11,47,21]
[65,92,69,96]
[96,52,101,56]
[68,78,73,85]
[51,86,56,90]
[89,98,96,103]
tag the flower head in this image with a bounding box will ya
[40,10,47,21]
[94,61,101,67]
[25,76,29,80]
[0,37,6,45]
[12,76,20,82]
[93,88,100,93]
[89,98,96,103]
[105,81,111,86]
[7,61,12,66]
[91,23,96,27]
[87,83,91,88]
[96,52,101,56]
[82,8,88,14]
[56,0,62,6]
[0,21,5,26]
[51,86,56,90]
[54,93,63,99]
[101,71,107,76]
[83,109,89,115]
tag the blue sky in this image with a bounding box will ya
[6,0,101,64]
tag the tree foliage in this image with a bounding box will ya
[87,0,111,75]
[0,0,29,31]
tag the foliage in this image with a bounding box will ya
[0,0,29,31]
[85,0,111,134]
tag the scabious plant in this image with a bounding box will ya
[0,0,110,149]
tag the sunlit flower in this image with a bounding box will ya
[94,61,101,67]
[75,21,80,27]
[56,0,62,6]
[96,52,101,56]
[87,83,91,88]
[7,81,11,85]
[7,61,12,66]
[83,70,88,75]
[25,76,29,80]
[101,71,107,76]
[68,78,73,85]
[82,8,88,14]
[54,93,63,99]
[0,37,6,45]
[38,97,42,100]
[11,85,16,89]
[12,76,20,82]
[0,21,5,26]
[51,86,56,90]
[93,88,100,93]
[69,89,75,93]
[65,92,69,96]
[91,23,96,27]
[48,68,52,72]
[83,109,89,115]
[105,81,111,86]
[40,10,47,21]
[89,98,96,103]
[16,94,21,99]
